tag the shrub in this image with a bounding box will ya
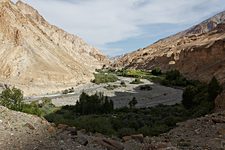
[69,87,75,93]
[151,68,162,76]
[129,97,138,109]
[139,85,152,91]
[0,87,23,111]
[161,70,188,87]
[22,102,43,116]
[130,78,143,84]
[117,128,136,137]
[208,77,222,101]
[182,86,198,109]
[62,87,75,94]
[120,81,126,87]
[62,89,69,94]
[92,73,118,84]
[74,116,115,135]
[75,92,114,115]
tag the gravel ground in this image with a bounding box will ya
[25,77,183,108]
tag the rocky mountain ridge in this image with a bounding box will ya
[114,10,225,85]
[0,0,109,96]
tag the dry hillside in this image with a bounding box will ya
[0,0,109,96]
[114,11,225,85]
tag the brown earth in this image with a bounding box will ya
[0,0,109,96]
[114,11,225,85]
[1,105,225,149]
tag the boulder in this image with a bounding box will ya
[77,136,88,146]
[215,92,225,112]
[67,127,77,136]
[24,123,35,130]
[94,138,124,150]
[57,124,69,130]
[131,134,144,143]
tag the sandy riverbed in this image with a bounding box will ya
[35,77,183,108]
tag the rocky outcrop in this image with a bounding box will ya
[0,0,109,96]
[114,11,225,85]
[149,111,225,149]
[215,91,225,112]
[2,105,225,149]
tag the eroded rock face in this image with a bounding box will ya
[114,11,225,84]
[0,0,109,96]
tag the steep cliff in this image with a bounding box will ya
[114,11,225,84]
[0,0,109,96]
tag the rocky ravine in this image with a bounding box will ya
[114,11,225,84]
[0,0,109,96]
[1,105,225,149]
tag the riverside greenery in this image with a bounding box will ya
[0,70,222,138]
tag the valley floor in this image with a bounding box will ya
[25,76,183,108]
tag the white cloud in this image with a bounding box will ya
[13,0,225,55]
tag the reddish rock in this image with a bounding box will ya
[57,124,68,130]
[24,123,35,130]
[122,136,132,142]
[94,138,124,150]
[131,134,144,143]
[47,126,55,133]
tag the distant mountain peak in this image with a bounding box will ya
[185,10,225,35]
[114,10,225,85]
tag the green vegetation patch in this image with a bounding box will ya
[92,73,118,84]
[116,69,151,78]
[0,74,222,139]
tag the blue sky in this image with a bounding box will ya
[14,0,225,56]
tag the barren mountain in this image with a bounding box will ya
[0,0,108,96]
[114,11,225,84]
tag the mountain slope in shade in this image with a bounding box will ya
[0,0,109,96]
[114,10,225,84]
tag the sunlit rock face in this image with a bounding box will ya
[0,0,109,96]
[114,11,225,84]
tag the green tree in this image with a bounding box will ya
[0,87,23,111]
[182,86,198,109]
[208,77,222,101]
[75,92,114,115]
[129,97,138,109]
[151,68,162,76]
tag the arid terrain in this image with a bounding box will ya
[1,105,225,149]
[0,0,108,96]
[114,11,225,85]
[0,1,225,150]
[25,76,183,108]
